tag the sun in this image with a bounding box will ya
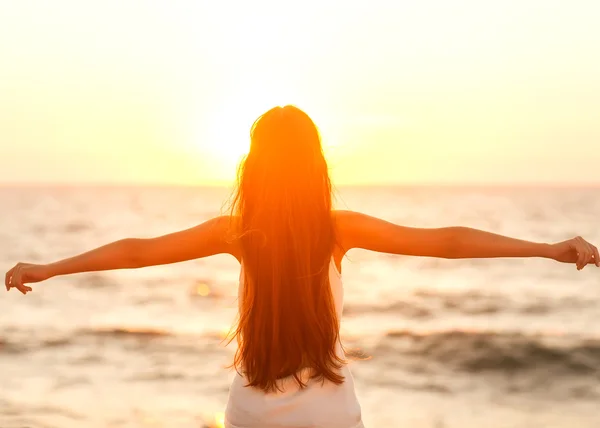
[196,81,339,183]
[204,102,255,172]
[201,87,289,177]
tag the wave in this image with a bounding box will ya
[0,326,230,356]
[0,337,24,354]
[63,221,91,233]
[413,289,509,315]
[80,327,174,339]
[378,329,600,376]
[344,290,592,317]
[127,371,187,382]
[0,327,173,354]
[343,301,432,318]
[6,324,600,381]
[78,273,116,288]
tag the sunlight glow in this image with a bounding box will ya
[200,84,292,174]
[198,80,338,179]
[194,283,211,297]
[1,1,599,185]
[214,412,225,428]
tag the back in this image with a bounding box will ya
[224,257,364,428]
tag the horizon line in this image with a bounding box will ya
[1,181,599,189]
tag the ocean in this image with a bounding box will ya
[1,185,599,428]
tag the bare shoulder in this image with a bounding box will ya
[332,209,452,257]
[184,214,242,262]
[331,210,364,225]
[219,215,242,262]
[331,210,371,256]
[332,209,385,232]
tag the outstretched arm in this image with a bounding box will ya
[335,210,598,268]
[5,216,236,294]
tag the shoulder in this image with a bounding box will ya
[331,210,367,255]
[331,210,410,256]
[207,215,242,262]
[201,215,238,237]
[332,210,373,233]
[332,209,362,224]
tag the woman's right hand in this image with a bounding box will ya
[549,236,599,270]
[4,262,52,295]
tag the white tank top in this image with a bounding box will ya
[224,258,364,428]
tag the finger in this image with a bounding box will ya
[577,250,589,270]
[576,245,586,270]
[584,243,597,268]
[13,269,29,294]
[17,285,30,295]
[12,267,32,294]
[587,242,600,267]
[579,242,593,268]
[5,266,15,291]
[577,238,591,270]
[10,267,21,291]
[581,250,591,270]
[593,245,600,267]
[15,280,31,294]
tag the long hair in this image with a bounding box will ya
[227,105,345,392]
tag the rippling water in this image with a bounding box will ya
[1,185,599,428]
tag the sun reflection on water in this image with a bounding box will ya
[214,412,225,428]
[194,283,211,297]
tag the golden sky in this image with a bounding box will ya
[1,0,599,186]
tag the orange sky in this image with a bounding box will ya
[1,1,599,186]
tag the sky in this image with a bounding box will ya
[0,0,599,186]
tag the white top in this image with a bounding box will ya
[224,258,364,428]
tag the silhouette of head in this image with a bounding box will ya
[242,105,330,207]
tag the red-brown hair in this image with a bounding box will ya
[227,105,345,392]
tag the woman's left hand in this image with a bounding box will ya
[549,236,599,270]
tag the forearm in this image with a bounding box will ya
[446,227,553,259]
[46,238,139,278]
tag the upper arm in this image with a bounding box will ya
[334,210,455,258]
[131,216,239,267]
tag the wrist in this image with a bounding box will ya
[539,243,555,259]
[43,263,59,280]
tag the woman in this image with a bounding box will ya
[5,105,598,428]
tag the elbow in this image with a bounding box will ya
[121,238,146,268]
[440,227,465,259]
